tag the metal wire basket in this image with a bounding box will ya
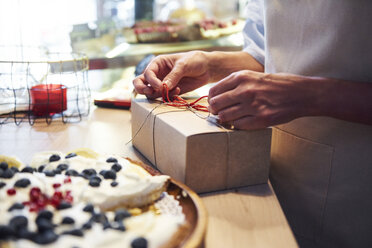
[0,46,90,125]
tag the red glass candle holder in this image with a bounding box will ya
[31,84,67,116]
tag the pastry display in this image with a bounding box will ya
[0,149,186,248]
[122,18,245,43]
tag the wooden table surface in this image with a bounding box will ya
[0,106,298,248]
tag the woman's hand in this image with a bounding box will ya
[133,51,212,99]
[133,50,264,99]
[208,70,327,130]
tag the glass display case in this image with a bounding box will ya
[0,0,247,70]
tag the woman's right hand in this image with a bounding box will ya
[133,51,212,99]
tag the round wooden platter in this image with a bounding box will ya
[125,158,207,248]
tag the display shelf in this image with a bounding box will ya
[86,33,243,70]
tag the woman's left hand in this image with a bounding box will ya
[208,70,325,130]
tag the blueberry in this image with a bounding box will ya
[131,237,148,248]
[65,153,77,159]
[10,167,19,173]
[103,222,111,230]
[89,178,101,187]
[9,216,28,231]
[36,210,53,221]
[104,170,117,180]
[111,163,122,172]
[106,157,118,163]
[0,162,8,170]
[36,218,54,232]
[21,166,34,173]
[65,169,79,176]
[32,230,58,244]
[0,169,3,177]
[18,228,36,240]
[83,204,94,213]
[44,170,55,177]
[53,168,62,174]
[82,221,92,230]
[114,209,131,222]
[38,165,45,172]
[91,213,108,224]
[57,163,69,171]
[82,169,97,177]
[61,216,75,225]
[100,170,116,180]
[8,203,24,212]
[0,225,15,240]
[111,181,118,187]
[0,182,6,189]
[14,178,31,188]
[62,229,83,237]
[57,201,72,210]
[0,168,15,179]
[49,154,61,162]
[91,175,102,182]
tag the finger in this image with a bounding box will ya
[145,90,162,100]
[208,90,240,115]
[217,104,254,123]
[143,55,173,90]
[233,115,268,130]
[144,68,163,91]
[145,86,181,101]
[133,74,154,95]
[168,87,181,99]
[162,62,185,90]
[208,73,241,99]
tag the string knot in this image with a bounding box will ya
[161,83,209,112]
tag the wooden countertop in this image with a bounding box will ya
[0,106,298,248]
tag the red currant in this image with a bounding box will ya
[7,188,16,196]
[53,183,61,189]
[64,177,71,184]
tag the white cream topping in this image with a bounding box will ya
[28,152,170,208]
[12,212,182,248]
[0,151,184,248]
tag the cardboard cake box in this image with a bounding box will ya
[131,98,272,193]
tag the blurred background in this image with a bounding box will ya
[0,0,249,49]
[0,0,250,103]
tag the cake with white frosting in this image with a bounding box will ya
[0,149,185,248]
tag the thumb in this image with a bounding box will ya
[168,87,181,99]
[162,63,185,90]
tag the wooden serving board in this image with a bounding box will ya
[126,158,207,248]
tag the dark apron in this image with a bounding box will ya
[270,117,372,248]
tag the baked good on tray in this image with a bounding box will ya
[0,149,186,248]
[122,18,245,43]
